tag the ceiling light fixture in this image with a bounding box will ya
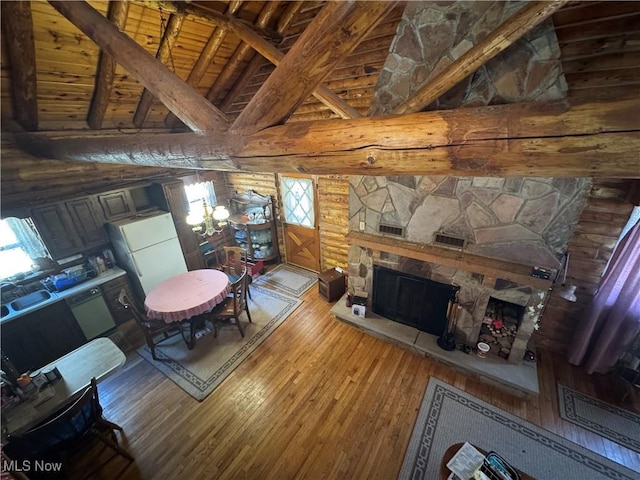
[186,202,230,237]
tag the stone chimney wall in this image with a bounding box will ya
[369,0,567,114]
[346,1,589,362]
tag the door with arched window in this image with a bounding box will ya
[279,175,320,272]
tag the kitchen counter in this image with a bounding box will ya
[0,267,126,323]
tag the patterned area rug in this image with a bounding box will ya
[253,264,318,297]
[137,286,301,401]
[400,378,638,480]
[558,383,640,453]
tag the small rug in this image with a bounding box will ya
[558,383,640,453]
[137,286,301,401]
[253,263,317,297]
[400,378,638,480]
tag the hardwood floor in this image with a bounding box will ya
[87,285,639,479]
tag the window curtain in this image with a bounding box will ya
[6,217,48,259]
[567,218,640,374]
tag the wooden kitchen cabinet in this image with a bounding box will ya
[0,301,85,374]
[101,274,136,325]
[97,189,135,220]
[31,197,109,259]
[31,203,83,259]
[65,196,109,249]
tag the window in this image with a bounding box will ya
[280,177,315,227]
[184,181,217,220]
[0,218,52,280]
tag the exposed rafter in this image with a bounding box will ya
[1,1,38,131]
[225,11,362,120]
[86,0,130,130]
[219,1,303,113]
[394,0,568,115]
[230,1,395,134]
[16,97,640,177]
[164,0,242,129]
[47,0,229,133]
[205,2,279,105]
[133,12,185,128]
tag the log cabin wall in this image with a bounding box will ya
[223,172,351,271]
[534,179,635,353]
[317,175,349,271]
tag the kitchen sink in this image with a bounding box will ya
[10,290,52,311]
[0,305,8,318]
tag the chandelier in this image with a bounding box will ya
[186,202,230,237]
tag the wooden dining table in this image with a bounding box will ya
[144,269,231,347]
[2,337,126,438]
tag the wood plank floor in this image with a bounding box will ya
[85,285,639,479]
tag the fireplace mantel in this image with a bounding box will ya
[346,231,553,290]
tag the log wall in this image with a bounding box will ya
[317,175,349,270]
[534,179,635,354]
[223,172,351,271]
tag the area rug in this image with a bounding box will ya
[558,383,640,453]
[253,263,317,297]
[399,378,638,480]
[137,286,301,401]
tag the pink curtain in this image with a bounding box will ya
[567,219,640,374]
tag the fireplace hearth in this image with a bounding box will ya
[478,297,525,359]
[372,265,459,336]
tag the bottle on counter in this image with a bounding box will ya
[102,249,115,268]
[96,256,106,273]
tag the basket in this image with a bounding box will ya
[478,452,521,480]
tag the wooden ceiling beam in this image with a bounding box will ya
[164,0,242,129]
[394,0,568,115]
[230,1,395,134]
[86,1,130,130]
[178,2,282,43]
[47,0,229,133]
[1,1,38,131]
[205,1,279,105]
[226,13,361,120]
[16,96,639,177]
[219,1,304,113]
[132,12,186,128]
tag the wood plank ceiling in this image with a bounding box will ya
[1,1,639,176]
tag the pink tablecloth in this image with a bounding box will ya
[144,269,231,323]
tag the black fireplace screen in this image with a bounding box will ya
[372,265,458,336]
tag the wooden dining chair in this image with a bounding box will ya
[220,246,252,299]
[206,269,252,338]
[5,377,133,478]
[117,289,192,360]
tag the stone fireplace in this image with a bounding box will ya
[372,264,459,336]
[347,175,591,364]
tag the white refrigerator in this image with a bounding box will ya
[106,211,188,299]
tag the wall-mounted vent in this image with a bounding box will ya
[433,233,466,250]
[379,224,404,237]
